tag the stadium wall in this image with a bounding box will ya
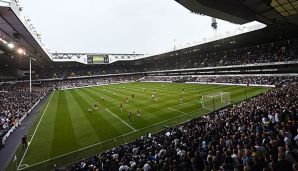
[139,80,275,87]
[59,81,134,91]
[184,82,275,87]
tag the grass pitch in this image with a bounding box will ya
[11,82,270,170]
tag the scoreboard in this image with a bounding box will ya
[87,55,109,64]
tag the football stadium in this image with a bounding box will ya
[0,0,298,171]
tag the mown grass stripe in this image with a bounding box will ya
[105,108,136,131]
[63,90,100,147]
[73,88,133,135]
[68,89,122,140]
[51,91,79,157]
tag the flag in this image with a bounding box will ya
[14,155,17,162]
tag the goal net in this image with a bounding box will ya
[200,92,231,111]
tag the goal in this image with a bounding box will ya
[200,92,231,111]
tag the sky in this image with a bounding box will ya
[21,0,241,54]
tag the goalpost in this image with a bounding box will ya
[200,92,231,111]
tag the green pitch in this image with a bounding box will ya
[12,82,270,170]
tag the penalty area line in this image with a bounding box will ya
[105,108,137,131]
[17,91,55,170]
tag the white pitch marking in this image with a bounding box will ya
[18,164,29,170]
[105,108,137,131]
[17,92,55,170]
[168,107,186,114]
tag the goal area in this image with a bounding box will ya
[200,92,231,111]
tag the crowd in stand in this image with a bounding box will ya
[139,38,298,71]
[67,82,298,171]
[0,84,51,143]
[142,75,298,86]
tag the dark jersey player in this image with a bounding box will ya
[126,96,129,103]
[22,135,28,149]
[120,104,123,112]
[128,111,132,121]
[137,109,141,117]
[180,96,183,103]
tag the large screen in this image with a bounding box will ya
[87,55,109,64]
[93,55,105,64]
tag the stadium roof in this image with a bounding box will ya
[0,0,52,67]
[138,22,298,62]
[175,0,298,25]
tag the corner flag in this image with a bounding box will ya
[14,155,17,162]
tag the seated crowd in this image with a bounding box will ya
[67,82,298,171]
[0,84,51,143]
[140,38,298,71]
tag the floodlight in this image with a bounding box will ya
[8,43,15,49]
[17,48,24,54]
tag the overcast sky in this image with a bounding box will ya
[21,0,240,54]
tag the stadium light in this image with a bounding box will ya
[0,38,8,44]
[17,48,25,54]
[8,43,15,49]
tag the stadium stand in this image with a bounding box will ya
[131,38,298,72]
[0,84,51,144]
[21,38,297,80]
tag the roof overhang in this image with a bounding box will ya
[0,0,52,65]
[175,0,298,26]
[174,0,254,24]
